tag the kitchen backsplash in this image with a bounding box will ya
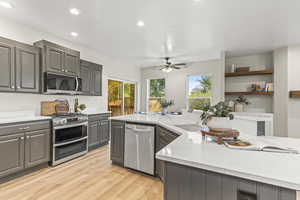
[0,93,106,115]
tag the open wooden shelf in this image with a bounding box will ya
[225,91,273,95]
[225,69,273,77]
[290,91,300,98]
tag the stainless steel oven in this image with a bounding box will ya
[44,72,82,95]
[52,122,88,166]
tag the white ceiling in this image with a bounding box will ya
[0,0,298,65]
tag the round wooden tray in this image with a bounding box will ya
[201,129,239,144]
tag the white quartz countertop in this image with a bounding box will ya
[82,110,111,115]
[0,111,51,125]
[111,114,300,190]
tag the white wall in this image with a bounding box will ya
[287,45,300,138]
[225,53,274,113]
[0,17,141,115]
[140,59,224,112]
[273,48,289,137]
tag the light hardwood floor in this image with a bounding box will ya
[0,146,163,200]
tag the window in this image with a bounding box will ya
[148,79,165,112]
[108,79,136,116]
[187,75,212,110]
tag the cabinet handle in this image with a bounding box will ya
[62,69,65,72]
[26,136,30,139]
[11,85,15,89]
[65,69,68,72]
[19,127,30,130]
[17,86,21,89]
[20,137,24,140]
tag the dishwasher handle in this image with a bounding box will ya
[126,124,154,133]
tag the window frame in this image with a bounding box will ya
[186,74,213,110]
[146,78,166,113]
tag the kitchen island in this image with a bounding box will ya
[110,113,300,200]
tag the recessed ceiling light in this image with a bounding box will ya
[0,1,14,8]
[70,32,78,37]
[137,20,145,27]
[69,8,80,15]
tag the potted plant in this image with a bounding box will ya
[200,102,234,130]
[234,95,250,112]
[160,99,174,115]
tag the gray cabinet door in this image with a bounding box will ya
[24,129,50,168]
[64,51,79,76]
[15,46,40,93]
[0,40,15,92]
[89,69,96,95]
[110,121,125,165]
[80,62,91,95]
[206,172,222,200]
[99,120,109,144]
[88,121,100,149]
[0,133,24,178]
[93,68,102,96]
[46,46,64,74]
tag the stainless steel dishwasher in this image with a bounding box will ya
[124,123,155,175]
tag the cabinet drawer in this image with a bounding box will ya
[0,120,50,136]
[88,114,110,122]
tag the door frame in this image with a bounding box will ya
[108,77,137,115]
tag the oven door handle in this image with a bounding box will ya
[54,136,88,147]
[54,122,88,130]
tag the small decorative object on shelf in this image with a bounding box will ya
[200,102,234,131]
[234,95,250,112]
[235,67,250,72]
[160,99,174,115]
[265,83,274,92]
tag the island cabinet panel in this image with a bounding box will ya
[110,120,125,166]
[156,126,180,181]
[88,114,110,151]
[164,162,297,200]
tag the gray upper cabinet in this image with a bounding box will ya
[15,44,40,93]
[64,50,80,76]
[110,120,125,166]
[34,40,80,77]
[0,133,24,178]
[46,45,64,74]
[0,37,15,92]
[24,129,50,168]
[0,36,40,93]
[80,60,102,96]
[80,61,91,95]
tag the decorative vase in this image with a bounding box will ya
[162,107,168,115]
[207,117,232,131]
[235,103,244,112]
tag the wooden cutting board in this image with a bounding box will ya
[41,101,58,116]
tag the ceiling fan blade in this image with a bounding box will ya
[173,63,187,66]
[171,66,182,70]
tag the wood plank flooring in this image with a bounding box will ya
[0,146,163,200]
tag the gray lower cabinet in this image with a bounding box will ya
[0,120,50,179]
[24,129,50,168]
[88,114,110,150]
[0,36,40,93]
[0,133,25,178]
[110,120,125,166]
[80,60,103,96]
[164,162,296,200]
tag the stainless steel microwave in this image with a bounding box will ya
[44,73,82,95]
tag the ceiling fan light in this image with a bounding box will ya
[162,67,173,73]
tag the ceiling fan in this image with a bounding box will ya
[154,57,188,73]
